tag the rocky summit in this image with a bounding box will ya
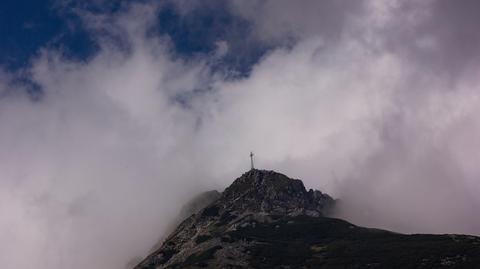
[135,170,480,269]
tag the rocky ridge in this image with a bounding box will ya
[135,169,334,268]
[135,169,480,269]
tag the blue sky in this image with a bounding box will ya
[0,0,94,69]
[0,0,267,74]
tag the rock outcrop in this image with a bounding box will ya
[135,170,480,269]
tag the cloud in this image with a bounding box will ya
[2,1,480,268]
[228,0,365,43]
[0,4,213,269]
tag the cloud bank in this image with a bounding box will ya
[2,1,480,268]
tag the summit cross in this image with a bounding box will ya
[250,151,254,170]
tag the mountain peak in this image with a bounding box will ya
[221,169,334,217]
[135,170,480,269]
[225,169,306,196]
[135,170,335,269]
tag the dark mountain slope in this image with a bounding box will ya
[135,170,480,268]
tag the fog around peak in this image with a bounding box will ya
[2,1,480,268]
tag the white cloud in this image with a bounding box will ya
[2,1,480,268]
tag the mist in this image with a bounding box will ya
[1,1,480,268]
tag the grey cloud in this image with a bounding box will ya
[228,0,365,43]
[2,1,480,269]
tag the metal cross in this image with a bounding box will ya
[250,151,254,170]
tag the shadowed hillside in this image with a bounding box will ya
[135,170,480,268]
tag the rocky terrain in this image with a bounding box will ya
[135,169,480,268]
